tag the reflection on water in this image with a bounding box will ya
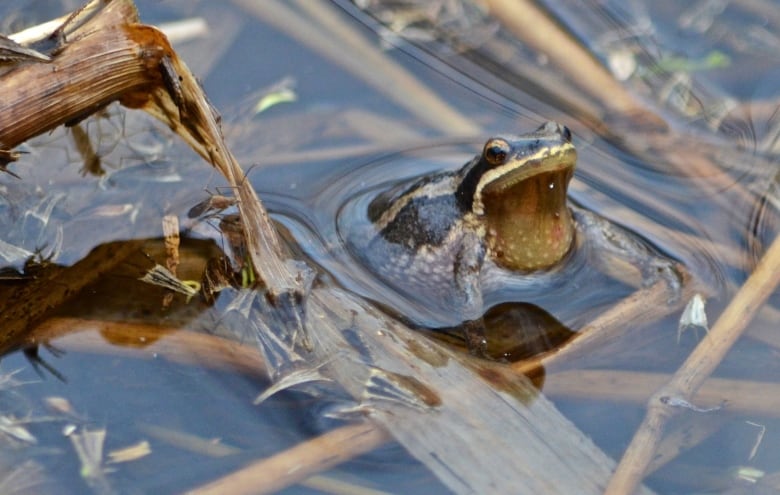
[423,302,576,362]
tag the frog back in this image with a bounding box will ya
[344,176,482,325]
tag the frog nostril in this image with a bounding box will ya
[561,125,572,143]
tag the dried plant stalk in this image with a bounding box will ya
[512,277,690,376]
[605,232,780,495]
[1,0,300,295]
[546,369,780,418]
[191,422,390,495]
[0,1,162,150]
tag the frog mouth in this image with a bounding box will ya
[473,144,576,215]
[483,145,577,194]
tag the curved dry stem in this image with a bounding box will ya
[188,422,390,495]
[605,232,780,495]
[483,0,664,128]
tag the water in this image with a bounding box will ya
[0,0,778,493]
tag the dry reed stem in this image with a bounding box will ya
[120,24,302,297]
[0,1,158,150]
[546,369,780,418]
[188,422,390,495]
[605,232,780,495]
[2,0,298,294]
[136,424,388,495]
[483,0,664,128]
[232,0,481,137]
[512,277,687,376]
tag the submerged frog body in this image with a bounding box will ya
[347,122,679,354]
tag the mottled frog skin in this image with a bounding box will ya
[347,122,679,354]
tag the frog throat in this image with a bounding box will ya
[481,169,575,271]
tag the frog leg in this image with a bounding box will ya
[572,206,683,301]
[452,230,488,355]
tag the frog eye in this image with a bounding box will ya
[483,138,510,166]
